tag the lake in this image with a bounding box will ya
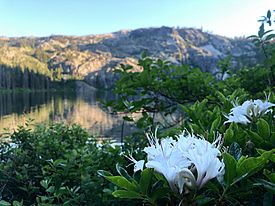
[0,89,134,140]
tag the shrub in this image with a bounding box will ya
[0,123,134,205]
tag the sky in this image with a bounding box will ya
[0,0,274,38]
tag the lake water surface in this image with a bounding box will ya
[0,90,129,140]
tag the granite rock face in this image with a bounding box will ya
[0,27,262,88]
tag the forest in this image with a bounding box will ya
[0,65,50,90]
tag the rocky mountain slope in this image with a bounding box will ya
[0,27,262,88]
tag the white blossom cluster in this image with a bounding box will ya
[129,131,224,194]
[224,99,275,125]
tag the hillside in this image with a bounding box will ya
[0,27,262,88]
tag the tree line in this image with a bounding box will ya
[0,64,51,90]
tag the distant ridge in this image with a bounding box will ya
[0,26,262,88]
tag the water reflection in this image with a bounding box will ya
[0,91,125,139]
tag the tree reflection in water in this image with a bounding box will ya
[0,91,125,140]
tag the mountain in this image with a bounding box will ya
[0,27,262,88]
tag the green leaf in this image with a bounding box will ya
[105,176,137,191]
[257,118,270,139]
[12,201,23,206]
[216,91,227,103]
[150,187,171,202]
[252,38,260,43]
[236,156,268,178]
[247,130,264,145]
[46,186,55,193]
[204,181,220,194]
[139,168,153,195]
[230,173,248,187]
[257,148,275,162]
[265,33,275,41]
[112,190,143,199]
[189,123,203,134]
[223,152,237,185]
[262,29,273,36]
[247,35,259,39]
[0,201,11,206]
[236,156,248,167]
[179,104,190,114]
[258,23,265,38]
[262,149,275,160]
[269,152,275,163]
[209,115,221,141]
[40,179,50,189]
[224,128,234,146]
[151,177,167,193]
[97,170,113,177]
[256,148,266,155]
[263,169,275,183]
[116,164,133,181]
[254,179,275,194]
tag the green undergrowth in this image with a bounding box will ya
[0,123,137,206]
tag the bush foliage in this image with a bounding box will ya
[0,123,135,205]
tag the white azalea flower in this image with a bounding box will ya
[141,131,224,193]
[177,132,224,189]
[252,99,275,117]
[225,99,275,124]
[125,154,145,172]
[224,100,253,124]
[224,113,251,125]
[133,159,145,173]
[144,134,191,192]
